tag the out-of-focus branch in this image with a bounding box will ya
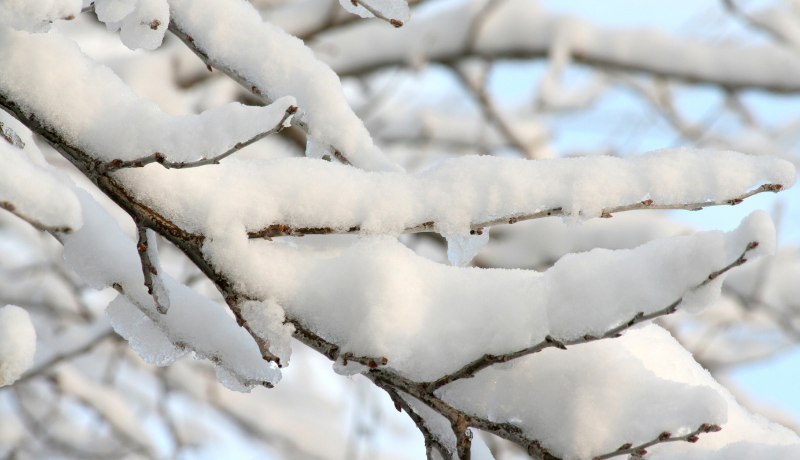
[0,201,75,233]
[427,242,759,391]
[350,0,405,28]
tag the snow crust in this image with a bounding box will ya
[115,149,795,238]
[168,0,403,172]
[0,0,81,33]
[0,26,296,164]
[0,305,36,387]
[0,114,82,232]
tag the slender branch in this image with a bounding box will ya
[350,0,404,28]
[592,423,722,459]
[248,184,785,239]
[426,241,760,391]
[15,328,116,385]
[136,223,169,315]
[97,106,297,173]
[382,387,454,460]
[1,201,75,233]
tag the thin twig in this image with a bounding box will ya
[592,423,722,459]
[15,328,116,385]
[136,223,169,315]
[1,201,74,233]
[382,387,454,460]
[98,106,297,173]
[426,241,759,391]
[350,0,404,27]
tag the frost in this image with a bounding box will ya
[0,305,36,387]
[0,0,82,33]
[446,229,490,266]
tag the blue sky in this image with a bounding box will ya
[527,0,800,426]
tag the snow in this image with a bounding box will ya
[61,188,280,390]
[0,114,82,233]
[0,0,82,33]
[240,299,296,367]
[195,211,774,384]
[339,0,410,24]
[311,0,800,93]
[0,305,36,387]
[0,26,297,164]
[96,0,170,50]
[168,0,403,172]
[446,230,490,266]
[114,149,795,238]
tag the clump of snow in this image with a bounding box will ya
[115,149,795,239]
[168,0,403,172]
[97,0,170,50]
[61,188,280,391]
[0,120,82,232]
[332,357,369,376]
[446,230,490,266]
[0,27,296,164]
[240,299,295,366]
[0,0,82,33]
[0,305,36,387]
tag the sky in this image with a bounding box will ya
[533,0,800,425]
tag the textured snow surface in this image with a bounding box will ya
[201,211,774,383]
[240,299,296,366]
[95,0,170,50]
[439,324,800,460]
[168,0,402,172]
[61,188,280,390]
[0,0,81,33]
[0,114,82,232]
[115,149,795,237]
[0,26,296,164]
[0,305,36,387]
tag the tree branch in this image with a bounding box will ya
[97,105,297,174]
[247,184,785,239]
[350,0,404,28]
[0,201,75,233]
[592,423,722,459]
[426,241,760,391]
[382,386,454,460]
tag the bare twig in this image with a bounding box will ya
[248,184,785,239]
[350,0,404,27]
[426,241,760,391]
[1,201,75,233]
[97,106,297,173]
[382,387,454,460]
[592,423,722,459]
[136,223,169,315]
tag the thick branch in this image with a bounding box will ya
[248,185,784,239]
[427,241,759,391]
